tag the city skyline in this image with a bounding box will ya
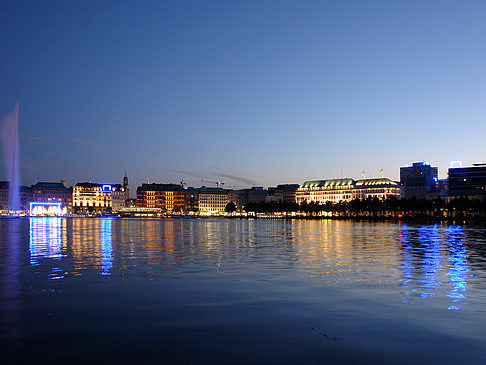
[1,1,485,189]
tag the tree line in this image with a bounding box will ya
[239,197,486,219]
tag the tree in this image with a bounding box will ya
[225,201,237,213]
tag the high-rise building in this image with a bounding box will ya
[400,161,439,199]
[448,163,486,198]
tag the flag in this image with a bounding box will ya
[361,170,365,177]
[379,168,383,175]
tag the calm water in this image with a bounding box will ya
[1,218,486,364]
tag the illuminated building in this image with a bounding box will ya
[111,184,126,212]
[354,178,402,199]
[400,161,439,199]
[198,187,228,215]
[28,181,73,215]
[448,163,486,198]
[73,182,125,214]
[296,178,401,204]
[136,183,185,212]
[296,178,356,204]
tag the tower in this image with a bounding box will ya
[123,172,129,201]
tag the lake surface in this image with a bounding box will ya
[1,217,486,364]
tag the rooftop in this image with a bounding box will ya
[300,178,355,189]
[355,178,400,187]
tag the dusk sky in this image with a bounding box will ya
[1,0,485,192]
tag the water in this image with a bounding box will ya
[1,218,486,364]
[1,102,20,212]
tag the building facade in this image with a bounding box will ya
[198,187,228,215]
[73,182,125,214]
[228,187,267,210]
[266,184,299,203]
[136,183,185,212]
[448,163,486,198]
[28,181,73,215]
[296,178,356,204]
[296,178,402,204]
[354,178,403,200]
[111,184,126,212]
[400,161,439,199]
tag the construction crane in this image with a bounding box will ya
[201,179,225,188]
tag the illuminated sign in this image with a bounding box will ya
[102,185,112,191]
[450,161,463,168]
[29,202,63,216]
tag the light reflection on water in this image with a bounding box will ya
[398,223,472,309]
[444,225,470,310]
[1,218,486,363]
[23,218,479,310]
[101,218,113,276]
[29,217,62,265]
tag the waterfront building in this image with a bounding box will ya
[228,187,267,210]
[0,181,9,212]
[28,181,73,215]
[266,184,299,203]
[136,183,185,212]
[448,163,486,198]
[0,181,31,212]
[185,187,199,212]
[354,178,402,200]
[73,182,125,214]
[111,184,126,212]
[296,178,356,204]
[400,161,439,199]
[296,177,401,205]
[198,187,228,215]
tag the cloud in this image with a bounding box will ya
[170,169,206,179]
[21,137,52,143]
[21,163,41,172]
[62,139,106,150]
[22,136,106,150]
[214,172,256,186]
[209,164,227,172]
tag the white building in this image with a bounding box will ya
[73,182,125,214]
[198,187,228,215]
[296,178,401,204]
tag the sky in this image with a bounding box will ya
[0,0,485,193]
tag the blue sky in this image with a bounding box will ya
[1,0,485,192]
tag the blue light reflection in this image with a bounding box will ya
[101,218,113,276]
[398,223,415,302]
[29,217,62,266]
[444,226,471,310]
[418,225,441,297]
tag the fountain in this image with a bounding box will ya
[1,102,20,213]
